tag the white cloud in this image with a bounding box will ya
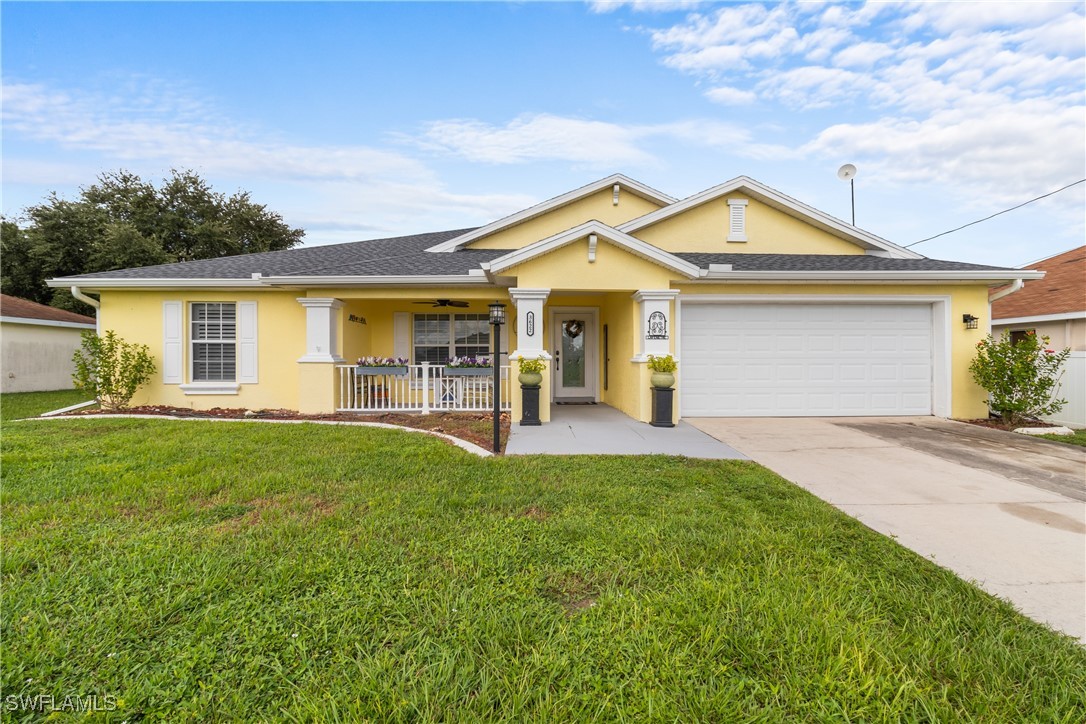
[833,40,894,68]
[409,113,751,167]
[704,86,757,105]
[588,0,702,14]
[1,81,432,184]
[639,1,1086,211]
[0,78,542,243]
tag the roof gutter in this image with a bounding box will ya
[690,270,1047,283]
[70,286,101,334]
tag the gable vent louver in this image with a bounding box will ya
[727,199,748,242]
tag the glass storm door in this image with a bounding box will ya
[552,312,596,400]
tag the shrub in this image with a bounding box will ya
[969,331,1071,425]
[72,330,156,410]
[647,354,677,373]
[517,357,547,374]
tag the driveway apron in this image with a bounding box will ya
[688,416,1086,643]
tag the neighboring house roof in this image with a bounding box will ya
[991,246,1085,320]
[0,294,96,327]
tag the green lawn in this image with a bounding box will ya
[1038,428,1086,447]
[0,389,96,422]
[3,418,1084,721]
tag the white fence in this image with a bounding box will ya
[337,363,512,413]
[1046,351,1085,428]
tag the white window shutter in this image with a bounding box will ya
[727,199,748,242]
[238,301,258,383]
[393,312,410,360]
[162,301,183,384]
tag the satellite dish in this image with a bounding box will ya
[837,163,857,181]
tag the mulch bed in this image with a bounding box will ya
[958,417,1059,432]
[59,405,510,452]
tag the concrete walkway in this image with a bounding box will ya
[505,404,747,459]
[688,416,1086,643]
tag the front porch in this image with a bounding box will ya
[296,283,678,427]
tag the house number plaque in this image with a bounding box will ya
[526,311,535,337]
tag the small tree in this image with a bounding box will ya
[969,331,1071,425]
[72,331,156,410]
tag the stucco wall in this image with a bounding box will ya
[1,322,91,393]
[99,290,306,410]
[634,196,864,255]
[466,189,663,250]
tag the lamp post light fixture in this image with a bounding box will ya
[962,313,979,330]
[489,302,507,453]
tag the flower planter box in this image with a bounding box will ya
[356,366,408,376]
[443,367,493,377]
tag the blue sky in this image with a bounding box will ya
[3,1,1083,267]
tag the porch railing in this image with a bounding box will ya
[336,362,512,413]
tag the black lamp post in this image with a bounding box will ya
[488,302,506,453]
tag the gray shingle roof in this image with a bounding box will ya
[59,228,1016,281]
[674,253,1010,272]
[62,229,509,280]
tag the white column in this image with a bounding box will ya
[632,290,679,361]
[297,298,345,363]
[508,288,551,360]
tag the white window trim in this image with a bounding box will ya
[182,299,258,397]
[180,382,240,395]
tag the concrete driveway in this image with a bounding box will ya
[687,416,1086,643]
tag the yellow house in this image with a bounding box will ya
[48,174,1042,425]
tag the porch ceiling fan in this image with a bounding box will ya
[413,299,470,308]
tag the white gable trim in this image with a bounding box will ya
[483,220,702,279]
[618,176,923,260]
[426,174,676,252]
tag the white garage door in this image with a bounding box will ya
[680,303,932,417]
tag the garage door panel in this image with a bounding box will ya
[680,303,932,417]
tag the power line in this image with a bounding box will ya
[905,178,1086,248]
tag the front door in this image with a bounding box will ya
[551,310,597,401]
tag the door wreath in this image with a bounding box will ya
[563,320,585,339]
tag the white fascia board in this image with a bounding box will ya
[618,176,923,260]
[425,174,677,253]
[486,220,702,279]
[260,274,494,287]
[46,277,266,289]
[0,316,96,330]
[690,270,1047,283]
[992,311,1086,325]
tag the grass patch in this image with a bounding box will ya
[0,389,96,422]
[3,418,1085,720]
[1037,428,1086,447]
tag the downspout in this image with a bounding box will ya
[70,286,101,335]
[989,278,1024,303]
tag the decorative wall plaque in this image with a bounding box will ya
[646,311,668,340]
[526,311,535,337]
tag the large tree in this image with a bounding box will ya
[1,169,304,313]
